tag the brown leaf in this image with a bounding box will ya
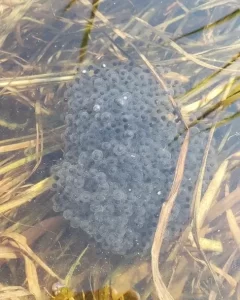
[22,216,65,246]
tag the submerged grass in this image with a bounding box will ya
[0,0,240,299]
[151,130,190,300]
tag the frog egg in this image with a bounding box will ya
[70,217,81,228]
[63,209,74,220]
[101,112,112,123]
[115,92,132,107]
[91,149,104,161]
[113,144,126,156]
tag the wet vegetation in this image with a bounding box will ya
[0,0,240,299]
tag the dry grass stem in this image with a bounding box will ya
[0,0,240,298]
[0,232,62,281]
[226,209,240,250]
[151,130,189,300]
[0,286,33,299]
[197,159,229,229]
[0,177,54,214]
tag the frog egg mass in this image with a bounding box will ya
[52,60,218,255]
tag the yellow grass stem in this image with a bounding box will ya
[0,286,33,299]
[181,81,228,115]
[209,248,238,300]
[24,255,42,300]
[134,16,239,72]
[0,232,62,281]
[197,159,229,229]
[226,209,240,250]
[0,245,19,259]
[0,177,54,214]
[0,0,33,48]
[167,257,189,300]
[0,145,60,176]
[0,126,63,147]
[151,130,189,300]
[206,186,240,224]
[178,53,240,105]
[191,125,222,296]
[0,172,30,199]
[0,117,28,130]
[218,125,232,153]
[0,73,75,88]
[65,246,89,286]
[188,234,223,253]
[0,140,36,153]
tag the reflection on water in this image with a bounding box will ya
[0,0,240,299]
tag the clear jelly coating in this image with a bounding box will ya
[52,61,218,255]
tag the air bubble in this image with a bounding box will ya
[115,95,127,107]
[124,130,134,139]
[93,104,101,112]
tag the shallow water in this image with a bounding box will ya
[0,0,240,299]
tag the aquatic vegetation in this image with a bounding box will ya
[51,285,140,300]
[0,0,240,299]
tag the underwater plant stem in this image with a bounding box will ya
[0,118,28,130]
[0,177,54,214]
[79,0,100,62]
[0,145,60,176]
[151,130,190,300]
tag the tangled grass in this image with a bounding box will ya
[0,0,240,299]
